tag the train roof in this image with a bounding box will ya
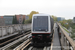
[33,14,50,16]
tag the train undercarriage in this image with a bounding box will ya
[31,34,53,46]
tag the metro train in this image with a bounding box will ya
[31,14,54,44]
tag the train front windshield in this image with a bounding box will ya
[33,16,48,31]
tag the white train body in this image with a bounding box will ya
[31,14,54,43]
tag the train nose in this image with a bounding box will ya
[38,36,42,39]
[38,35,42,38]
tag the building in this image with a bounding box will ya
[3,15,14,25]
[57,17,65,21]
[25,15,29,20]
[15,14,26,24]
[0,16,3,18]
[73,17,75,23]
[0,16,5,26]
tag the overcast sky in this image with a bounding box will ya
[0,0,75,19]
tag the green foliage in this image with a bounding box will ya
[24,19,32,24]
[28,11,39,19]
[15,15,18,24]
[67,19,75,29]
[22,18,25,24]
[12,16,15,24]
[59,19,75,40]
[71,34,75,40]
[12,15,17,24]
[25,11,39,24]
[59,20,69,29]
[61,26,69,33]
[51,15,57,21]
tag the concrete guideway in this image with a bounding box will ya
[52,23,61,50]
[26,23,61,50]
[1,22,74,50]
[0,32,18,40]
[0,33,31,50]
[28,46,51,50]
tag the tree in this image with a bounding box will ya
[22,18,25,24]
[28,11,39,19]
[51,15,57,21]
[15,16,18,24]
[13,15,18,24]
[24,19,32,24]
[12,16,15,24]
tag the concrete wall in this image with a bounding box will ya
[0,24,31,37]
[0,18,5,26]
